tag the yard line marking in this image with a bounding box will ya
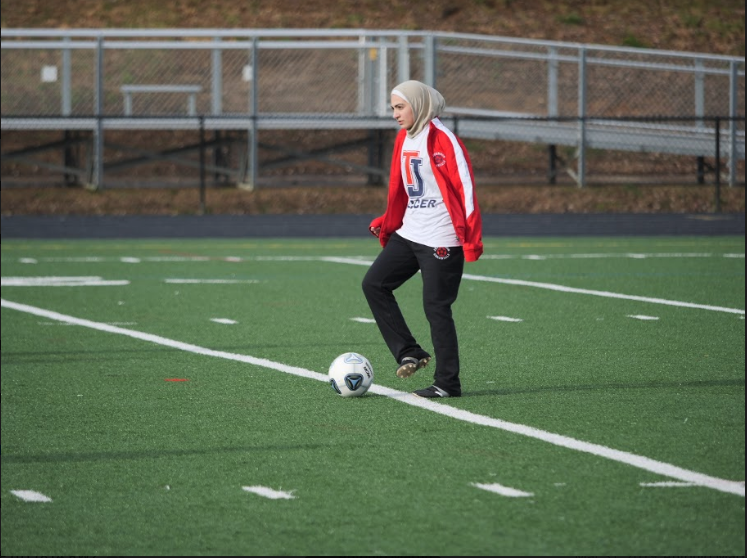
[1,276,129,287]
[242,486,296,500]
[39,321,138,326]
[640,481,697,488]
[318,258,746,315]
[146,256,211,262]
[627,315,660,321]
[1,298,743,499]
[350,317,376,323]
[470,252,744,261]
[210,318,238,324]
[320,257,374,266]
[3,276,103,283]
[7,252,743,265]
[164,279,260,284]
[471,482,534,497]
[488,316,524,322]
[11,490,52,503]
[462,274,744,315]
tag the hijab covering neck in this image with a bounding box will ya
[391,80,446,138]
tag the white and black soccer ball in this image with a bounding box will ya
[328,352,374,397]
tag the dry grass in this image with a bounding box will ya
[2,183,743,216]
[3,0,744,56]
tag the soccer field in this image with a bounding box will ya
[1,235,744,556]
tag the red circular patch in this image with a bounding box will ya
[434,247,450,259]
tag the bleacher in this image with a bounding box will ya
[1,29,744,187]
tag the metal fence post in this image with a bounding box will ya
[577,47,587,187]
[548,46,559,118]
[90,34,104,191]
[397,34,410,83]
[211,36,222,115]
[424,34,437,88]
[377,36,389,116]
[62,36,71,116]
[199,115,206,214]
[728,60,738,187]
[357,34,367,115]
[242,36,259,190]
[715,116,722,213]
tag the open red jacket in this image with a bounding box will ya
[369,121,484,262]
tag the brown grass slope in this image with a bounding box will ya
[3,0,744,56]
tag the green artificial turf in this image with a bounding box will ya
[2,236,744,556]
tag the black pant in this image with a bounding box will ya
[361,232,465,395]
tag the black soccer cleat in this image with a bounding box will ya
[412,385,460,398]
[396,356,431,379]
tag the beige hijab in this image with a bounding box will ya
[391,80,446,138]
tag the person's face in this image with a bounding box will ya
[391,94,415,131]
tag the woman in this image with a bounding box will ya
[362,80,483,398]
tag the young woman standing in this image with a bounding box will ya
[362,80,483,398]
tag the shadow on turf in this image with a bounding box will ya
[1,443,333,465]
[463,377,745,398]
[1,340,383,364]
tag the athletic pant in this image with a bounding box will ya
[361,232,465,395]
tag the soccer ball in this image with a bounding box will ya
[328,352,374,397]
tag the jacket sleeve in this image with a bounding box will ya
[370,131,408,247]
[432,128,483,262]
[459,140,483,262]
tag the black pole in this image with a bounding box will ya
[199,116,206,215]
[696,156,705,185]
[714,117,721,214]
[548,144,557,184]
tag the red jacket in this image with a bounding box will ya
[369,122,484,262]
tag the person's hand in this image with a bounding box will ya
[369,226,381,237]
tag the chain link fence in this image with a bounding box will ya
[1,29,744,188]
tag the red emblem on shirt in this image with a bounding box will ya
[434,247,451,260]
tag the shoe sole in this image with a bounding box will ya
[396,357,431,379]
[413,389,460,398]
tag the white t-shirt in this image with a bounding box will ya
[396,125,461,248]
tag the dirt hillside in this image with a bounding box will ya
[3,0,744,56]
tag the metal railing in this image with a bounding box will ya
[1,28,745,188]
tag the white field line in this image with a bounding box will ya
[11,490,52,502]
[471,482,534,497]
[317,257,746,315]
[488,316,524,322]
[461,273,745,315]
[6,254,744,313]
[242,486,296,499]
[164,279,260,284]
[1,276,130,287]
[640,482,697,488]
[2,297,743,498]
[8,252,744,264]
